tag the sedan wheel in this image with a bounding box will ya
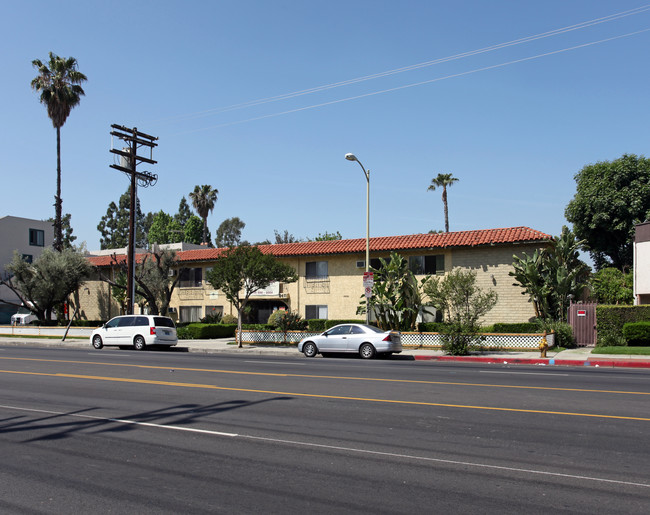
[133,336,146,351]
[92,335,103,350]
[303,342,318,358]
[359,343,376,359]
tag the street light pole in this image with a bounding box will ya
[345,153,370,324]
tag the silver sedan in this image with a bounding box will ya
[298,323,402,359]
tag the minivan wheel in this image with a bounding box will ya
[92,335,103,350]
[359,343,376,359]
[133,335,146,351]
[303,342,318,357]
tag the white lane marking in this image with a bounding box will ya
[244,361,306,365]
[480,371,569,376]
[1,403,647,489]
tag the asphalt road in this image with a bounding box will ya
[0,345,649,514]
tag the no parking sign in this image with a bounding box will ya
[363,272,374,298]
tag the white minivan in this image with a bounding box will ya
[90,315,178,350]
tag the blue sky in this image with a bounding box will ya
[2,1,649,250]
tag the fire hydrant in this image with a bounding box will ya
[539,332,548,358]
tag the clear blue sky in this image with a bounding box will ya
[2,1,649,250]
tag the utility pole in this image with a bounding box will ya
[109,124,158,315]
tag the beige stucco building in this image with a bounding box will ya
[81,226,551,326]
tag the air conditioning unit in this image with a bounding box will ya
[168,269,177,277]
[356,260,365,269]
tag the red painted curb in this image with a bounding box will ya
[413,355,650,368]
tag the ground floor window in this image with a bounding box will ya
[305,305,328,319]
[179,306,202,323]
[409,255,444,275]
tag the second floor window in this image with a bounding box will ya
[179,267,203,288]
[306,261,328,279]
[29,229,44,247]
[409,255,445,275]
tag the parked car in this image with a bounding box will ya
[11,312,37,325]
[90,315,178,350]
[298,323,401,359]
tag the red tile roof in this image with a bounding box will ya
[87,227,550,267]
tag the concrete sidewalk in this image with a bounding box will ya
[1,335,650,368]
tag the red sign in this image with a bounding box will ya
[577,310,586,317]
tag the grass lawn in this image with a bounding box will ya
[592,346,650,355]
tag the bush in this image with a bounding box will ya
[534,319,575,348]
[492,322,538,333]
[242,324,275,331]
[417,322,447,332]
[221,314,238,325]
[177,323,237,339]
[622,322,650,346]
[596,305,650,346]
[200,311,222,324]
[307,319,327,332]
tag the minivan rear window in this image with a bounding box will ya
[154,317,175,328]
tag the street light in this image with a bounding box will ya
[345,153,370,324]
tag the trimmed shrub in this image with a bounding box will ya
[307,319,327,332]
[200,311,222,324]
[622,322,650,346]
[242,324,275,331]
[535,319,575,348]
[596,305,650,346]
[178,323,236,340]
[492,322,538,333]
[221,314,238,325]
[417,322,447,333]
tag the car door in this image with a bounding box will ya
[102,317,122,345]
[320,325,351,352]
[115,316,136,345]
[346,325,367,352]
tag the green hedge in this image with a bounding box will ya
[622,322,650,346]
[417,322,447,332]
[177,323,237,340]
[242,324,275,331]
[596,305,650,346]
[492,322,539,333]
[306,319,328,332]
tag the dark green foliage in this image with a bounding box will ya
[534,319,575,348]
[307,319,328,331]
[200,311,222,324]
[596,305,650,346]
[590,267,633,305]
[241,324,275,331]
[221,314,238,324]
[97,187,151,249]
[622,322,650,346]
[417,322,447,332]
[215,217,246,248]
[177,323,236,340]
[565,154,650,270]
[492,323,539,333]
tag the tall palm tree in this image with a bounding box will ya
[189,185,219,245]
[31,53,87,252]
[427,173,459,233]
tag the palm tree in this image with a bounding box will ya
[31,52,87,252]
[427,173,459,233]
[189,185,219,245]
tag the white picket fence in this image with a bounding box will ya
[237,330,554,350]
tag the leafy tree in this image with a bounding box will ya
[147,210,183,245]
[47,213,76,249]
[510,226,589,322]
[274,229,300,244]
[215,217,246,248]
[590,267,633,305]
[205,246,298,347]
[175,196,192,227]
[268,310,307,343]
[0,248,93,320]
[31,52,87,252]
[100,248,181,315]
[311,231,342,241]
[97,188,150,249]
[427,173,458,233]
[189,184,218,245]
[357,252,428,331]
[565,154,650,270]
[183,215,205,245]
[424,268,497,355]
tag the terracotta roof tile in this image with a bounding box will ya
[87,226,550,267]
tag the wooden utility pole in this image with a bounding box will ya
[109,124,158,315]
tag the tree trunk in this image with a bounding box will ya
[237,308,243,348]
[202,217,208,245]
[442,187,449,233]
[54,127,63,251]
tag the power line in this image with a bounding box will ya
[174,27,650,134]
[153,4,650,127]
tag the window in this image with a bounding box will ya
[29,228,44,247]
[327,325,351,335]
[305,305,328,319]
[306,261,328,279]
[179,267,203,288]
[409,255,445,275]
[21,254,33,263]
[179,306,202,323]
[134,316,149,326]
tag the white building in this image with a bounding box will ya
[0,216,54,323]
[634,221,650,304]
